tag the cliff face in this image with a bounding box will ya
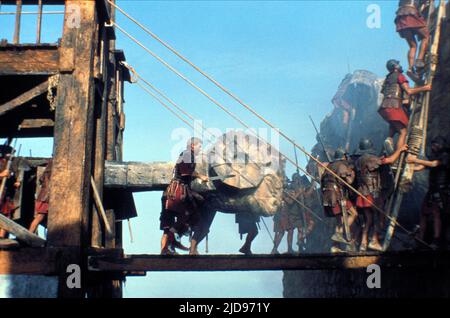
[283,4,450,297]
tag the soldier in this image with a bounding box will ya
[236,211,260,255]
[321,148,358,253]
[0,145,20,240]
[379,59,431,153]
[408,136,450,249]
[29,159,52,234]
[160,137,208,255]
[395,0,431,79]
[271,174,313,254]
[354,138,408,251]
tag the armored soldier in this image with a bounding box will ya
[354,138,408,251]
[0,145,20,240]
[408,136,450,249]
[160,137,208,255]
[379,59,431,153]
[29,159,52,234]
[271,174,314,254]
[395,0,431,78]
[321,148,358,253]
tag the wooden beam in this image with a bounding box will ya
[0,46,59,75]
[88,251,450,272]
[0,248,57,275]
[0,213,46,247]
[19,118,54,129]
[104,161,174,191]
[0,80,49,117]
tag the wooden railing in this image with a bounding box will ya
[0,0,65,44]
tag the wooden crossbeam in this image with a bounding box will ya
[0,80,49,117]
[87,251,450,272]
[0,248,56,275]
[0,213,46,247]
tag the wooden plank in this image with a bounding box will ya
[0,248,57,275]
[104,161,174,191]
[0,80,49,117]
[0,47,59,75]
[88,251,450,272]
[0,213,46,247]
[14,0,23,44]
[19,118,54,129]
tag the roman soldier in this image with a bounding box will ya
[160,137,208,255]
[271,173,313,254]
[354,138,408,251]
[29,159,52,234]
[379,59,431,153]
[321,148,358,253]
[0,145,20,240]
[395,0,431,79]
[408,136,450,249]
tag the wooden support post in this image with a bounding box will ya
[13,0,22,44]
[36,0,43,44]
[47,0,98,298]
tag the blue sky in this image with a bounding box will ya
[1,0,413,297]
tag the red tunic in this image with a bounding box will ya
[378,73,410,128]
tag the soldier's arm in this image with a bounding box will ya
[407,156,441,168]
[0,170,10,178]
[383,144,409,165]
[401,82,432,96]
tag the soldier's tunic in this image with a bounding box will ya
[354,154,388,208]
[35,160,52,215]
[422,151,450,215]
[378,71,410,128]
[160,150,203,234]
[395,0,429,38]
[274,188,304,232]
[321,160,354,217]
[0,158,16,217]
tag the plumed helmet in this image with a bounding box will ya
[386,59,401,72]
[359,138,374,151]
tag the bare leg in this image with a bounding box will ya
[361,208,372,251]
[239,228,258,255]
[271,231,284,254]
[29,214,46,234]
[397,127,407,151]
[189,239,199,255]
[0,228,8,239]
[161,233,170,254]
[405,34,418,71]
[416,28,430,63]
[286,229,294,253]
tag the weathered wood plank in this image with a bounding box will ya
[0,80,49,117]
[0,248,57,275]
[0,47,59,75]
[19,118,54,129]
[0,213,46,247]
[88,251,450,272]
[104,161,174,191]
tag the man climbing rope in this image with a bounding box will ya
[379,59,432,154]
[407,136,450,249]
[29,159,52,235]
[395,0,431,81]
[0,145,21,240]
[271,173,314,254]
[321,148,358,253]
[354,138,408,251]
[160,137,209,255]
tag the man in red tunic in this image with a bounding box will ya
[29,159,52,234]
[0,145,21,239]
[378,59,431,153]
[354,138,408,251]
[160,137,208,255]
[395,0,431,78]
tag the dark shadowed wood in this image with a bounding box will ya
[0,46,59,75]
[0,248,57,275]
[0,80,49,116]
[88,251,450,272]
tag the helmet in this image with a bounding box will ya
[291,172,301,182]
[334,147,347,160]
[359,138,374,151]
[386,59,401,72]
